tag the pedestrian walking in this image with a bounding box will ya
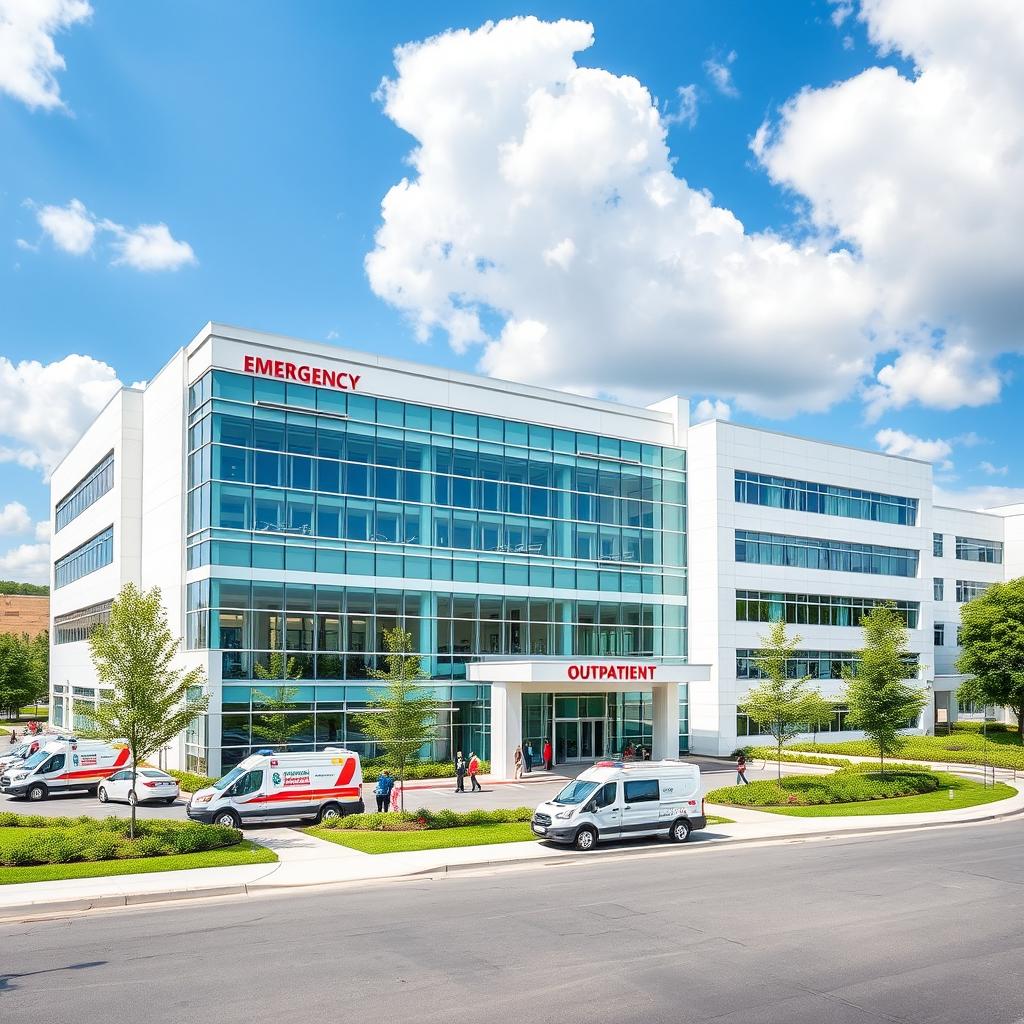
[375,771,395,811]
[524,741,534,774]
[390,782,402,812]
[543,738,553,771]
[736,753,750,785]
[454,751,467,792]
[513,744,523,779]
[8,730,15,745]
[468,752,482,791]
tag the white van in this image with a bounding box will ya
[0,735,59,775]
[531,760,706,850]
[0,738,132,801]
[187,748,364,828]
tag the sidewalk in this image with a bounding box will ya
[2,779,1021,920]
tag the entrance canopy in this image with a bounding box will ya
[468,658,711,779]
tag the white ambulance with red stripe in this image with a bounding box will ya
[187,748,364,828]
[0,738,132,801]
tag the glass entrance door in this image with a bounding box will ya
[580,719,605,759]
[555,720,578,762]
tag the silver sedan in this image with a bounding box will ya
[97,768,180,806]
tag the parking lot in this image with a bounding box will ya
[0,754,794,824]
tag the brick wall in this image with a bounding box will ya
[0,595,49,637]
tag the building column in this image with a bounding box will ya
[489,681,523,780]
[651,682,680,761]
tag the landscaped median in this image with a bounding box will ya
[0,813,277,884]
[707,763,1015,818]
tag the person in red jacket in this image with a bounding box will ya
[468,752,482,792]
[543,739,553,771]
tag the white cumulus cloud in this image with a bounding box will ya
[0,0,91,111]
[935,484,1024,512]
[692,398,731,423]
[366,17,876,417]
[0,540,50,584]
[30,198,196,270]
[704,50,738,97]
[0,501,31,536]
[0,353,123,474]
[979,460,1008,476]
[875,427,953,468]
[756,0,1024,417]
[664,84,699,128]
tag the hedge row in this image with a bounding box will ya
[0,815,241,867]
[312,806,532,832]
[734,747,921,771]
[706,768,941,808]
[166,770,218,793]
[788,734,1024,770]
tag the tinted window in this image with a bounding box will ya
[234,769,263,796]
[553,780,598,805]
[593,782,617,808]
[43,754,66,772]
[624,779,659,803]
[111,770,132,781]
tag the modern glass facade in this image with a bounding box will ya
[54,600,113,644]
[735,590,920,628]
[55,451,114,532]
[735,649,919,680]
[734,470,918,525]
[183,369,689,771]
[54,526,113,589]
[955,537,1003,564]
[735,529,919,577]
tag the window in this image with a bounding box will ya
[955,537,1003,563]
[41,754,66,772]
[956,580,990,602]
[55,451,114,532]
[933,532,944,557]
[736,649,918,680]
[54,526,113,589]
[735,529,918,577]
[623,779,659,802]
[933,578,944,601]
[934,623,945,646]
[233,769,263,796]
[733,470,917,525]
[593,782,617,809]
[54,600,113,644]
[735,590,919,628]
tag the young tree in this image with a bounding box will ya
[0,632,33,720]
[28,630,49,711]
[844,604,926,775]
[956,579,1024,738]
[353,627,441,809]
[745,619,831,779]
[252,654,312,749]
[83,584,209,837]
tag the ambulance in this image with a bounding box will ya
[0,738,132,801]
[0,734,60,775]
[187,748,364,827]
[531,759,707,850]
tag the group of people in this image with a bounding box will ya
[512,739,552,779]
[372,771,402,812]
[453,751,482,792]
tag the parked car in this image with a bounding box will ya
[187,747,364,827]
[98,767,180,806]
[531,759,706,850]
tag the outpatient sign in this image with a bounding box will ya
[566,664,658,681]
[243,354,361,391]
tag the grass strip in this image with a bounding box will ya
[0,839,276,885]
[759,773,1013,817]
[309,821,535,853]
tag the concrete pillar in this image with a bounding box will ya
[490,681,523,780]
[651,683,679,761]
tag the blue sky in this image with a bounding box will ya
[1,1,1022,581]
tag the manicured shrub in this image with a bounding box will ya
[312,806,533,831]
[706,769,941,807]
[0,814,243,866]
[165,770,218,793]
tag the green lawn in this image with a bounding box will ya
[759,773,1014,817]
[0,838,276,885]
[308,822,536,853]
[705,815,733,825]
[788,731,1024,771]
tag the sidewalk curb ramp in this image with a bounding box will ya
[3,798,1021,923]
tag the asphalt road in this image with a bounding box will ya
[4,819,1024,1023]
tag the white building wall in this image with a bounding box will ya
[688,420,933,755]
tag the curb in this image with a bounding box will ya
[3,795,1021,923]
